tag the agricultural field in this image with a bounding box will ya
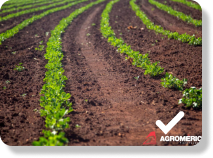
[0,0,202,146]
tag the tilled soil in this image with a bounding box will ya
[0,0,202,146]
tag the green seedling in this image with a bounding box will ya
[86,33,91,36]
[35,45,44,51]
[92,23,96,26]
[14,63,25,71]
[75,124,81,128]
[179,87,202,109]
[21,93,27,97]
[144,62,164,77]
[161,72,187,91]
[39,41,43,44]
[5,80,10,84]
[84,99,88,102]
[11,51,16,54]
[3,86,6,90]
[33,109,38,112]
[134,76,139,80]
[46,32,49,36]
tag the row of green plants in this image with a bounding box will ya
[130,0,202,45]
[1,0,51,10]
[0,0,62,14]
[100,0,201,109]
[171,0,202,11]
[0,0,52,10]
[0,0,77,22]
[33,0,105,146]
[161,73,202,109]
[0,0,88,45]
[101,0,164,77]
[149,0,201,27]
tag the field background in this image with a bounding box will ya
[0,0,204,148]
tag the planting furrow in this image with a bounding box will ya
[0,0,93,146]
[60,0,201,145]
[0,0,79,22]
[62,2,161,146]
[171,0,201,10]
[148,0,201,27]
[0,0,91,44]
[32,0,106,146]
[130,0,201,45]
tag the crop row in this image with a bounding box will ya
[100,0,201,109]
[0,0,78,22]
[130,0,201,45]
[0,0,62,14]
[171,0,202,11]
[1,0,51,10]
[149,0,201,27]
[0,0,88,45]
[32,0,105,146]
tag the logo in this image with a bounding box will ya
[143,131,157,145]
[156,111,184,134]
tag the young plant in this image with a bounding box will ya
[179,87,202,109]
[32,130,68,146]
[161,72,187,91]
[92,23,96,26]
[46,32,49,36]
[11,51,16,54]
[5,80,10,84]
[134,76,139,80]
[14,63,25,72]
[21,93,27,97]
[86,33,91,36]
[3,86,6,90]
[35,45,44,51]
[144,62,164,77]
[75,124,81,128]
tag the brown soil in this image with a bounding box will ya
[0,0,202,146]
